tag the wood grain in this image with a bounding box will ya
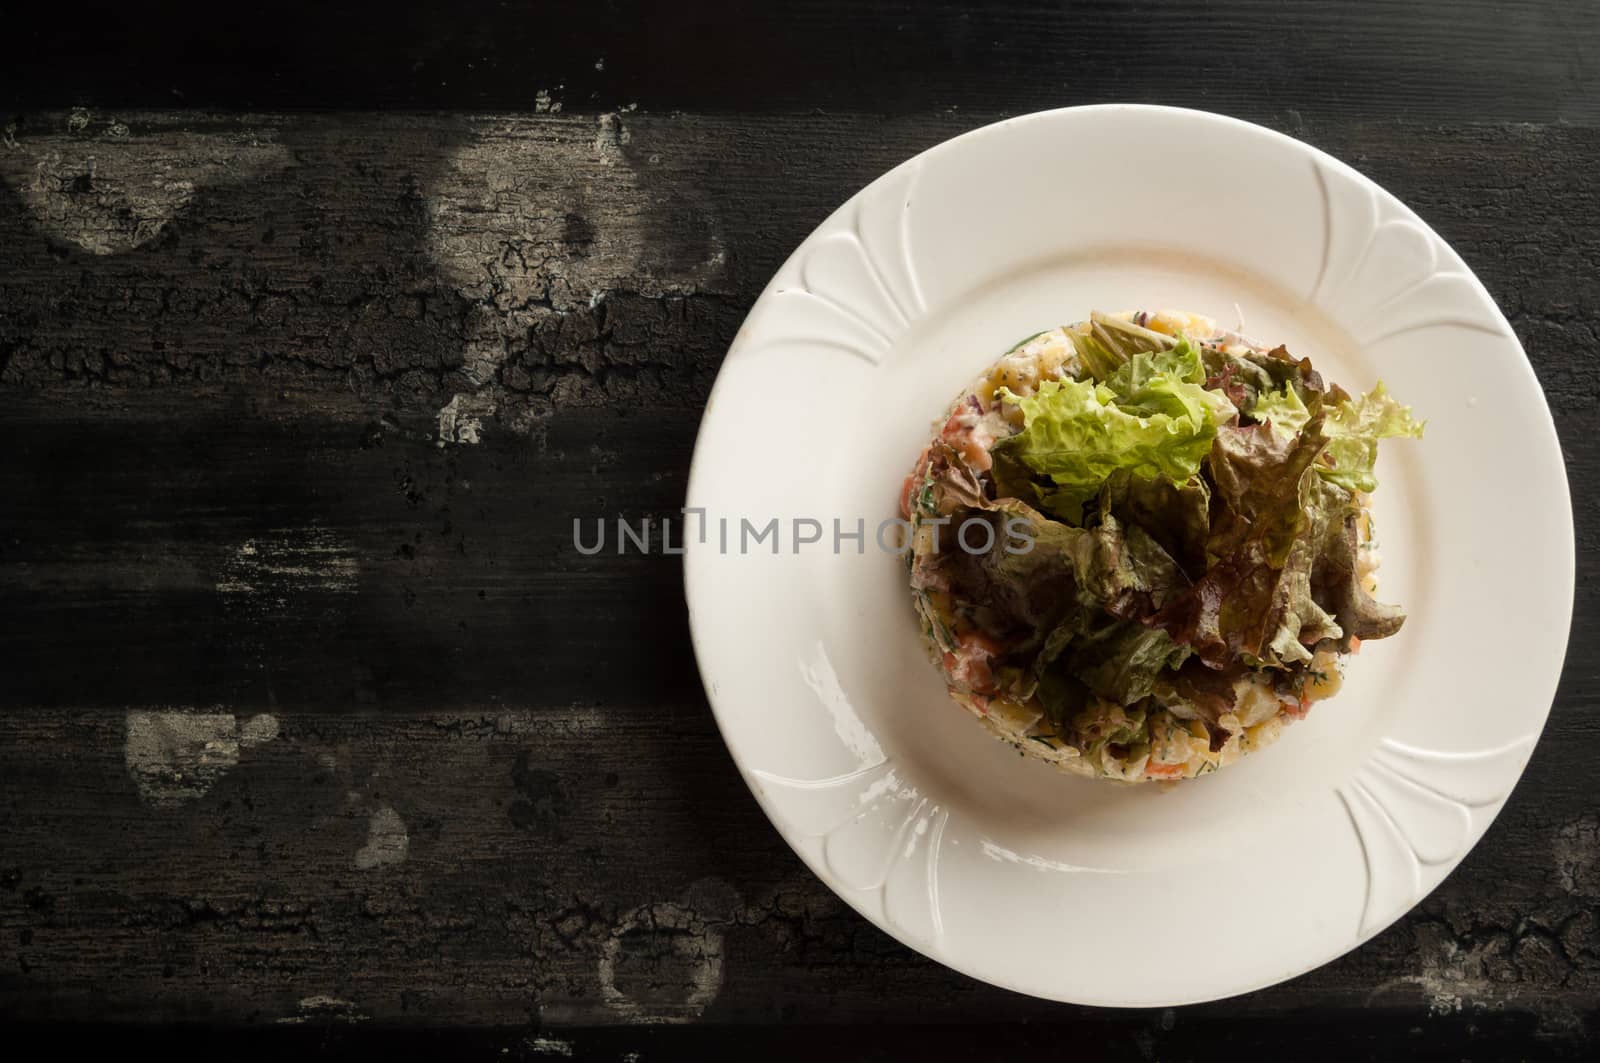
[4,1,1598,124]
[1,109,1596,1048]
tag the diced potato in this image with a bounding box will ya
[1148,713,1193,765]
[975,376,999,407]
[1305,647,1344,703]
[1034,338,1075,379]
[1233,676,1284,727]
[1146,309,1217,337]
[986,696,1043,734]
[988,354,1041,397]
[1245,716,1285,750]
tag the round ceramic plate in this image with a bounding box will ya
[683,105,1573,1006]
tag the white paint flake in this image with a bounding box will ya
[594,113,629,165]
[0,114,291,254]
[436,391,495,446]
[353,805,409,870]
[275,996,368,1024]
[422,114,729,435]
[597,902,724,1023]
[1362,921,1531,1020]
[298,995,357,1010]
[126,712,239,807]
[239,713,280,746]
[125,711,278,807]
[216,528,358,596]
[524,1037,574,1057]
[1554,815,1598,895]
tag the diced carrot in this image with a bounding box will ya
[1145,760,1187,780]
[964,656,997,695]
[939,410,995,472]
[943,630,1003,694]
[961,630,1005,656]
[1349,636,1363,655]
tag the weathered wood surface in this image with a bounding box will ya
[5,1,1598,124]
[1,104,1597,1054]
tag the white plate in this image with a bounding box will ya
[683,105,1573,1006]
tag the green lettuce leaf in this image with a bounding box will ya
[1146,418,1334,667]
[1254,380,1423,493]
[1306,476,1406,645]
[987,441,1059,516]
[939,504,1188,631]
[1144,405,1411,668]
[1255,344,1333,396]
[1199,349,1274,411]
[1319,382,1425,493]
[1034,664,1093,731]
[1201,342,1329,416]
[1063,619,1193,705]
[935,492,1194,705]
[1102,470,1212,579]
[936,505,1084,639]
[1104,338,1238,426]
[1073,511,1191,619]
[1103,336,1206,395]
[1206,417,1330,566]
[1066,311,1182,380]
[1070,701,1151,765]
[1260,477,1346,665]
[1251,381,1311,436]
[992,354,1236,524]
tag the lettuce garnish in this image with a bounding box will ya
[990,338,1235,525]
[1256,380,1425,492]
[914,313,1423,750]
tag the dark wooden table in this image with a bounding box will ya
[2,3,1596,1058]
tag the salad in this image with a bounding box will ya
[902,310,1423,782]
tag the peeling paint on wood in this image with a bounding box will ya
[276,995,367,1024]
[524,1035,574,1057]
[216,529,359,596]
[353,806,409,870]
[0,111,290,255]
[4,703,1598,1033]
[124,710,279,807]
[596,902,725,1024]
[124,712,241,807]
[1553,816,1599,896]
